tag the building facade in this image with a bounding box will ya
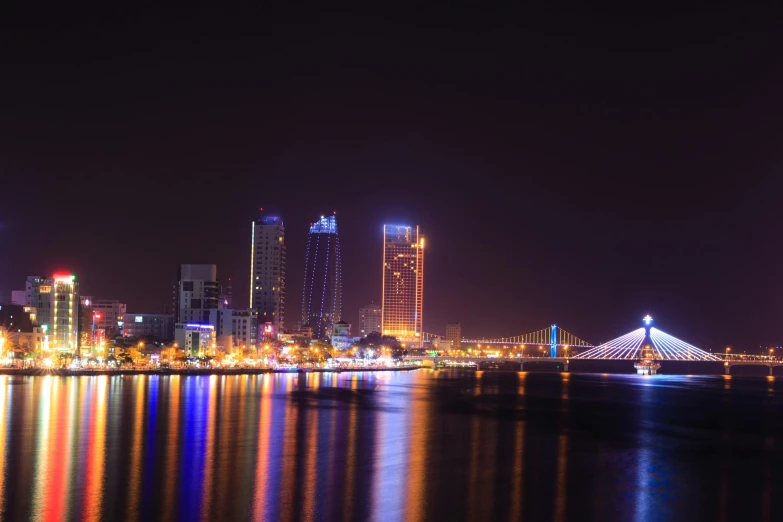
[301,214,343,340]
[250,213,286,334]
[175,264,219,324]
[80,298,126,337]
[359,303,382,336]
[174,323,216,356]
[206,308,258,353]
[123,313,175,342]
[331,320,358,351]
[381,225,424,347]
[445,322,462,351]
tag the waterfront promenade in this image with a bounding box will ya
[0,365,421,377]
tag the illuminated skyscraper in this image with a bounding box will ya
[301,214,342,339]
[250,212,286,334]
[381,225,424,347]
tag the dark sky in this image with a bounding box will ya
[1,3,782,350]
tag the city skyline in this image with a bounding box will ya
[2,205,782,351]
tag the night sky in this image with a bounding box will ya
[1,4,781,350]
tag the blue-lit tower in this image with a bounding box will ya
[301,214,343,340]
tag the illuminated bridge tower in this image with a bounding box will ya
[301,214,343,340]
[635,315,661,375]
[381,224,424,348]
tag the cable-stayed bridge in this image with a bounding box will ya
[573,326,719,361]
[416,316,777,374]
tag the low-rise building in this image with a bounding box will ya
[0,304,43,355]
[123,313,175,342]
[174,323,216,356]
[331,321,359,351]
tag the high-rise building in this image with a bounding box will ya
[25,274,80,352]
[445,322,462,350]
[250,213,286,334]
[301,214,343,339]
[359,303,382,336]
[381,225,424,347]
[175,264,219,324]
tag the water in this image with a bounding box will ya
[0,370,781,521]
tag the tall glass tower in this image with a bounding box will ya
[381,224,424,347]
[301,214,343,339]
[250,213,286,335]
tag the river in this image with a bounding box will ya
[0,370,780,521]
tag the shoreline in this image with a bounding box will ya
[0,366,423,377]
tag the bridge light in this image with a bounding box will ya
[643,315,653,326]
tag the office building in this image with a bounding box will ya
[359,303,382,336]
[250,213,286,334]
[445,322,462,350]
[205,308,258,353]
[301,214,343,339]
[381,225,424,347]
[52,275,79,352]
[228,309,257,352]
[175,264,219,324]
[123,313,175,342]
[25,274,80,352]
[80,297,126,337]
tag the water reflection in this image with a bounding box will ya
[0,377,8,520]
[0,372,781,521]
